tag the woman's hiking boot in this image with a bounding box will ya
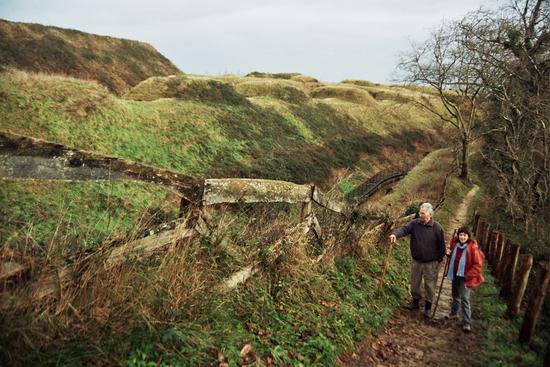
[405,298,420,310]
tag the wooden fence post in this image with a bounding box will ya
[472,212,480,234]
[492,234,505,273]
[489,231,499,263]
[500,243,520,298]
[519,262,550,343]
[496,240,511,283]
[508,255,534,317]
[486,230,496,260]
[478,221,485,247]
[482,222,491,249]
[475,220,484,242]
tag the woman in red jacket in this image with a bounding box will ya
[446,226,484,332]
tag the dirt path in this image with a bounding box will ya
[342,185,481,367]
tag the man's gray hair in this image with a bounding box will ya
[420,202,434,215]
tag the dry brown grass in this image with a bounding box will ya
[290,74,319,83]
[0,193,364,357]
[341,79,379,87]
[0,19,180,94]
[0,208,218,364]
[245,71,301,80]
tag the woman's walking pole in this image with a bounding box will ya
[432,228,457,318]
[378,241,395,291]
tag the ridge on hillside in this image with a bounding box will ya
[0,18,181,93]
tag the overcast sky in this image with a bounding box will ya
[1,0,496,83]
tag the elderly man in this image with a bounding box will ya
[389,202,445,319]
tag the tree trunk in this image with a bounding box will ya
[460,137,469,180]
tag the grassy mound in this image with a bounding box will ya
[1,69,445,182]
[311,85,377,106]
[290,74,319,83]
[245,71,301,80]
[0,19,180,94]
[234,79,309,103]
[125,75,248,105]
[2,68,115,121]
[341,79,378,87]
[340,80,439,105]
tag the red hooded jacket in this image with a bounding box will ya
[449,237,485,288]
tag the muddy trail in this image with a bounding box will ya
[342,185,481,367]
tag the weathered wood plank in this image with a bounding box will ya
[221,265,259,290]
[301,201,312,223]
[0,261,27,281]
[0,266,72,310]
[219,223,309,292]
[311,187,348,215]
[107,226,196,265]
[311,213,323,242]
[204,178,312,205]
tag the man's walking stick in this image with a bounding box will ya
[432,254,450,318]
[378,240,394,291]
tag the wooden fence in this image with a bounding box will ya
[1,130,437,331]
[472,213,550,346]
[1,131,386,310]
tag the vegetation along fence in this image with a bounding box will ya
[472,213,550,351]
[1,130,417,311]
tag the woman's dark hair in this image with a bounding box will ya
[457,226,471,239]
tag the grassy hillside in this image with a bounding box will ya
[0,149,458,366]
[0,69,446,184]
[0,20,460,366]
[0,66,449,254]
[0,19,181,93]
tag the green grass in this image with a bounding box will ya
[0,66,454,366]
[1,148,462,366]
[118,244,411,367]
[467,154,550,364]
[474,268,543,366]
[0,180,178,254]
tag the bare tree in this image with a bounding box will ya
[397,22,486,181]
[460,0,550,230]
